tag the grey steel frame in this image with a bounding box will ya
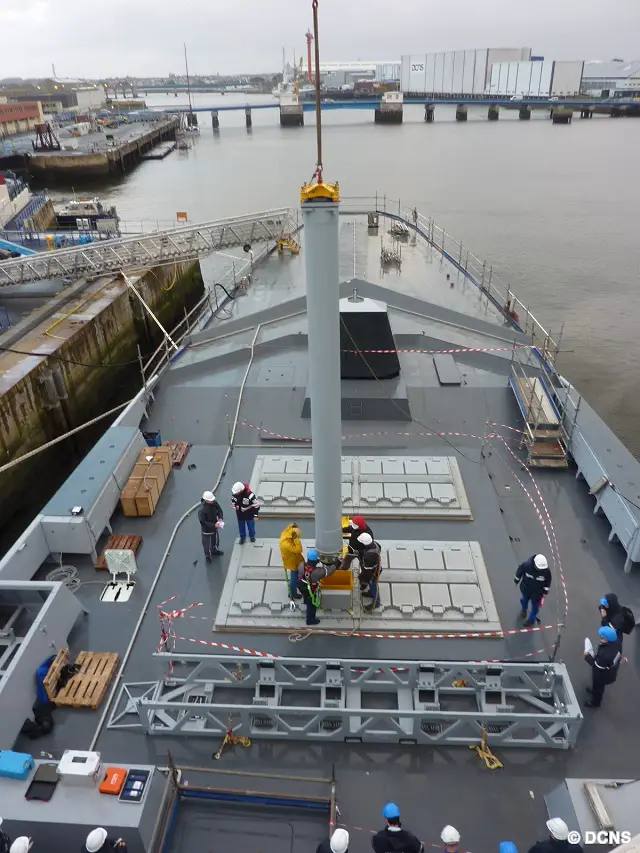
[0,209,297,285]
[108,654,583,749]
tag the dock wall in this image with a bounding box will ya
[0,260,203,538]
[27,118,179,179]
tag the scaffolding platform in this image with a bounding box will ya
[108,655,582,748]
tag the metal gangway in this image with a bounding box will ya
[0,208,298,286]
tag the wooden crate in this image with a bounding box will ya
[121,479,142,517]
[162,440,191,467]
[44,649,119,710]
[95,534,143,569]
[135,478,160,516]
[131,462,166,488]
[137,446,172,478]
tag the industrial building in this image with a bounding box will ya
[401,48,531,96]
[318,61,400,89]
[0,100,44,139]
[0,79,105,114]
[487,60,584,97]
[580,60,640,97]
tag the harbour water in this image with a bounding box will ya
[51,92,640,455]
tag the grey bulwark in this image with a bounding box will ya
[248,454,472,519]
[213,539,500,633]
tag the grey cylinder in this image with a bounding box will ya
[301,198,343,558]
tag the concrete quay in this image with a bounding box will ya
[0,260,203,537]
[26,118,179,180]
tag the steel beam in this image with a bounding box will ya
[108,654,583,748]
[0,209,296,286]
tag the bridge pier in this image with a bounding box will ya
[551,108,573,124]
[424,104,435,123]
[280,104,304,127]
[519,106,531,120]
[211,110,219,130]
[610,106,625,117]
[455,105,467,122]
[187,112,198,128]
[245,107,252,129]
[580,108,593,118]
[487,105,499,121]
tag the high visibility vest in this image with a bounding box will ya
[301,566,321,607]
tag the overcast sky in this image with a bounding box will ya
[1,0,638,79]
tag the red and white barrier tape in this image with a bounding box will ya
[342,344,534,356]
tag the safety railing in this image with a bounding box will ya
[339,194,559,362]
[140,242,271,384]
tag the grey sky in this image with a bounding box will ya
[1,0,638,78]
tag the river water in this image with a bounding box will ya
[67,92,640,454]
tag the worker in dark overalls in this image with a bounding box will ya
[297,548,336,626]
[357,533,382,612]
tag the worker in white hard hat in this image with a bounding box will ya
[316,827,350,853]
[8,839,32,853]
[84,827,128,852]
[513,553,551,626]
[356,532,382,612]
[441,825,460,853]
[198,490,224,562]
[527,818,583,853]
[0,818,11,853]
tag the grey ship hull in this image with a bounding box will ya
[1,211,639,852]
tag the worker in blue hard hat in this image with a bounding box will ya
[296,548,336,627]
[500,843,518,853]
[583,625,622,708]
[371,803,423,853]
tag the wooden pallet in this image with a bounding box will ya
[95,534,143,569]
[163,440,191,467]
[44,648,119,709]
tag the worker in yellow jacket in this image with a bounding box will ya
[280,522,304,599]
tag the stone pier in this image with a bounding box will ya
[27,118,179,179]
[551,108,573,124]
[455,105,468,122]
[245,108,252,128]
[519,106,531,120]
[488,105,499,121]
[580,108,593,119]
[424,104,434,122]
[211,110,219,129]
[375,91,404,124]
[0,261,204,531]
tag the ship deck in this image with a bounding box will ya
[12,217,640,852]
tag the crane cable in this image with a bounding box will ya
[312,0,323,183]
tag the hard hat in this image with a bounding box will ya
[202,490,215,502]
[499,843,518,853]
[357,532,373,546]
[231,482,245,494]
[599,596,609,608]
[546,819,569,841]
[441,826,461,844]
[534,554,548,570]
[352,515,366,530]
[307,548,319,562]
[382,802,401,819]
[330,828,350,853]
[10,840,32,853]
[598,625,617,642]
[85,827,108,852]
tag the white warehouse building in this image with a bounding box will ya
[488,60,584,97]
[401,48,531,95]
